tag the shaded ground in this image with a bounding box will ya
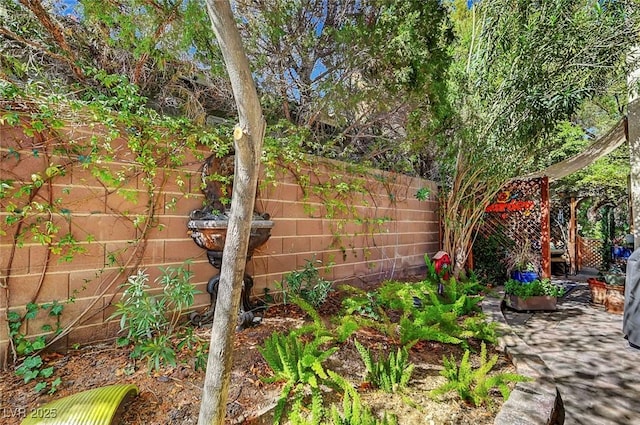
[503,276,640,425]
[1,290,513,424]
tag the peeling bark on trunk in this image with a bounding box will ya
[198,2,265,425]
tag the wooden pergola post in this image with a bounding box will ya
[569,197,577,274]
[541,176,551,278]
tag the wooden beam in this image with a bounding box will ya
[540,177,551,278]
[569,197,577,274]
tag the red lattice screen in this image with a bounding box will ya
[579,237,603,269]
[479,178,544,272]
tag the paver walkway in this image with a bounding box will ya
[503,282,640,425]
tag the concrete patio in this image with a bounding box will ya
[486,270,640,425]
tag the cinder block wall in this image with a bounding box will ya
[0,120,439,368]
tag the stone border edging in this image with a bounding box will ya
[482,292,565,425]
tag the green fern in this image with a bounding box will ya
[348,314,399,344]
[258,330,338,424]
[289,292,326,331]
[460,315,498,344]
[334,315,361,343]
[287,386,325,425]
[328,389,398,425]
[354,340,414,393]
[430,342,531,406]
[399,318,463,346]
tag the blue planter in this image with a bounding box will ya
[511,270,539,283]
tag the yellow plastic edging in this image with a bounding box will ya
[20,384,139,425]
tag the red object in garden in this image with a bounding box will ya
[433,251,451,279]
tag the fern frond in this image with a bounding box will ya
[342,389,353,421]
[458,349,472,383]
[335,316,360,342]
[310,360,328,380]
[400,362,414,388]
[310,386,324,425]
[259,333,285,374]
[354,339,374,377]
[290,293,325,330]
[327,369,355,395]
[280,338,298,381]
[273,381,294,425]
[433,344,531,406]
[399,318,463,345]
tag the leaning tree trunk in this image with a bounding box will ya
[198,2,265,424]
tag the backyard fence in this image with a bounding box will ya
[0,118,440,368]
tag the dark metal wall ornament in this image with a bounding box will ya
[186,153,274,330]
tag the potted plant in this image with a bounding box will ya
[504,239,540,283]
[504,278,566,311]
[599,263,625,314]
[601,263,626,286]
[587,277,607,305]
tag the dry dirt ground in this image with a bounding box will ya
[0,291,514,425]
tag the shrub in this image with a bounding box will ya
[281,257,333,307]
[504,278,565,299]
[110,263,203,371]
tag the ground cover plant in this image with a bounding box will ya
[0,258,517,424]
[504,278,566,299]
[109,263,208,372]
[246,257,513,424]
[431,342,531,407]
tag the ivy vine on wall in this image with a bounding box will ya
[0,75,420,367]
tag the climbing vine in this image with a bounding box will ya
[0,76,232,366]
[0,74,425,368]
[261,120,413,262]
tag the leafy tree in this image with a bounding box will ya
[235,0,452,175]
[0,0,233,121]
[438,0,640,273]
[543,96,630,216]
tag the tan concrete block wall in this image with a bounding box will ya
[0,121,439,368]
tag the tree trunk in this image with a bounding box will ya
[198,2,265,424]
[628,47,640,249]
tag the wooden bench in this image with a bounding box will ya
[551,252,569,277]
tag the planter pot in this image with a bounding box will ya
[605,284,625,315]
[506,294,557,311]
[511,270,539,283]
[187,218,273,253]
[587,278,607,305]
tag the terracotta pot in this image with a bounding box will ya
[605,284,625,315]
[587,278,607,305]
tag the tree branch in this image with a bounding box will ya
[18,0,85,80]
